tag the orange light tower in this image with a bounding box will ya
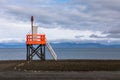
[26,16,46,61]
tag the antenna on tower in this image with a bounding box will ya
[31,16,34,34]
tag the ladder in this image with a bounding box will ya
[46,42,57,60]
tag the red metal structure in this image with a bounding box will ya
[26,16,46,61]
[26,34,46,45]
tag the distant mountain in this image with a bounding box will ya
[0,42,120,48]
[0,43,26,48]
[50,42,120,48]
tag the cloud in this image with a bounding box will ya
[0,12,30,40]
[107,34,120,38]
[0,0,120,44]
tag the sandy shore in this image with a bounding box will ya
[0,60,120,80]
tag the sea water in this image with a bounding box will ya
[0,48,120,60]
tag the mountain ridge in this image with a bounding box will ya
[0,42,120,48]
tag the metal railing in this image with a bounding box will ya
[26,34,46,45]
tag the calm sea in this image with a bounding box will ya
[0,48,120,60]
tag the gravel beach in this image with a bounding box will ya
[0,71,120,80]
[0,60,120,80]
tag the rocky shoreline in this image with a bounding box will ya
[0,60,120,80]
[0,60,120,71]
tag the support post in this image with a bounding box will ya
[26,44,45,61]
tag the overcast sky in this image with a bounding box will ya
[0,0,120,44]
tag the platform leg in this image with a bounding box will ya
[26,44,46,61]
